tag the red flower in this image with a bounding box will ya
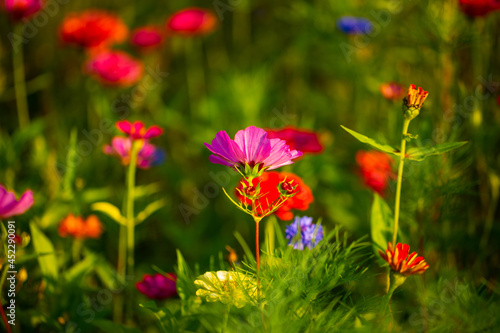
[266,127,323,154]
[4,0,43,21]
[116,120,163,140]
[166,7,217,36]
[60,10,128,49]
[405,84,429,109]
[131,26,163,49]
[58,214,103,239]
[379,82,405,101]
[356,150,393,195]
[85,51,143,87]
[136,273,177,299]
[459,0,500,17]
[379,242,429,276]
[236,171,314,221]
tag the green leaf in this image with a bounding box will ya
[30,222,59,289]
[135,198,167,225]
[341,126,399,155]
[406,142,468,161]
[370,195,393,265]
[139,301,178,333]
[63,253,98,283]
[134,182,163,199]
[91,202,126,225]
[234,231,255,263]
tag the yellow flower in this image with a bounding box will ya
[194,271,257,308]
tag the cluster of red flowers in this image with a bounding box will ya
[58,214,103,239]
[356,150,393,196]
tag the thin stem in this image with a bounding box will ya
[0,300,11,333]
[126,141,141,278]
[72,239,83,263]
[12,24,30,129]
[392,118,411,246]
[255,219,260,272]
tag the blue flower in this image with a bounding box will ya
[337,16,373,35]
[285,216,324,250]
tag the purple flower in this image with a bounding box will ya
[337,16,373,35]
[103,136,166,169]
[0,185,34,219]
[136,273,178,299]
[285,216,324,250]
[205,126,302,176]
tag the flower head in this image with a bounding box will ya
[60,10,128,49]
[131,26,163,49]
[236,171,313,221]
[85,51,144,87]
[104,136,166,169]
[166,7,217,36]
[337,16,373,35]
[194,271,257,308]
[285,216,324,250]
[266,127,323,154]
[4,0,43,21]
[404,84,428,120]
[379,242,429,276]
[356,150,393,196]
[58,214,103,239]
[0,185,34,219]
[205,126,302,179]
[136,273,177,299]
[116,120,163,140]
[380,82,406,101]
[459,0,500,17]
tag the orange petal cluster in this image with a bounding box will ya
[58,214,103,239]
[405,84,429,109]
[379,242,429,276]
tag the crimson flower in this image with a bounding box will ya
[131,26,163,49]
[60,10,128,49]
[379,242,429,276]
[236,171,313,221]
[266,127,323,154]
[136,273,177,299]
[458,0,500,17]
[0,185,34,219]
[4,0,43,21]
[116,120,163,140]
[85,51,143,87]
[166,7,217,36]
[356,150,393,196]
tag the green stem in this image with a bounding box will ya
[392,118,411,246]
[13,24,30,129]
[253,216,261,298]
[72,239,83,263]
[126,141,141,278]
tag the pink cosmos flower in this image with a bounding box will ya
[103,136,166,169]
[131,26,163,49]
[0,185,34,219]
[136,273,177,299]
[205,126,302,173]
[4,0,43,21]
[85,51,143,87]
[116,120,163,140]
[166,7,217,36]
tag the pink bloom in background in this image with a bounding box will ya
[205,126,302,171]
[131,26,163,49]
[380,82,406,101]
[116,120,163,140]
[136,273,178,299]
[0,185,34,219]
[85,51,143,87]
[266,127,323,154]
[356,150,393,196]
[4,0,43,21]
[104,136,166,169]
[458,0,500,17]
[166,7,217,36]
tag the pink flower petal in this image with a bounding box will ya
[116,120,132,135]
[143,125,163,139]
[234,126,271,164]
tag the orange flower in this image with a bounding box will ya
[356,150,393,195]
[58,214,103,239]
[405,84,428,109]
[236,171,313,221]
[60,10,128,49]
[379,242,429,276]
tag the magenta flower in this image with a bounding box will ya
[85,51,143,87]
[166,7,217,36]
[0,185,34,219]
[205,126,302,176]
[131,26,163,49]
[136,273,177,299]
[4,0,43,21]
[104,136,166,169]
[116,120,163,140]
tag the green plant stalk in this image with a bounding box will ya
[392,118,411,245]
[72,239,83,263]
[13,24,30,129]
[126,141,141,278]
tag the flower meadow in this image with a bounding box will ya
[1,0,500,332]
